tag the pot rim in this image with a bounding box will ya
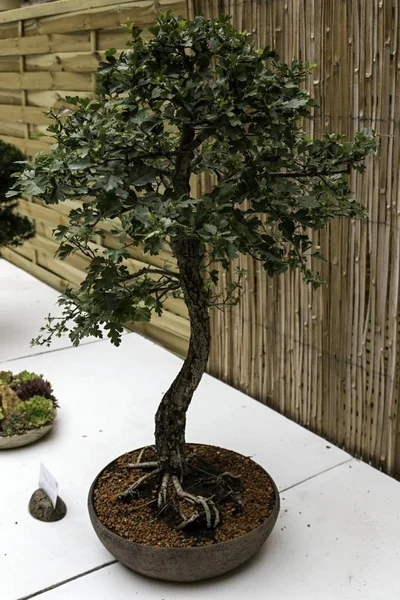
[0,421,54,440]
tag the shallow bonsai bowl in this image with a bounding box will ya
[88,446,280,582]
[0,423,53,449]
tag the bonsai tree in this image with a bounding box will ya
[0,140,34,248]
[8,14,375,526]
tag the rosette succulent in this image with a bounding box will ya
[0,370,58,437]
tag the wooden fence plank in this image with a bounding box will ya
[0,133,53,153]
[0,104,51,124]
[23,2,175,37]
[0,0,165,24]
[0,71,93,91]
[0,33,91,57]
[25,51,104,73]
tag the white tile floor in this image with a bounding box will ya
[0,258,399,600]
[0,259,105,363]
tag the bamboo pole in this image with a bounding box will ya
[193,0,400,478]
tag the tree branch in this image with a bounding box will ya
[264,168,348,178]
[185,127,216,152]
[123,266,180,281]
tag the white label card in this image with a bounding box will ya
[39,462,58,508]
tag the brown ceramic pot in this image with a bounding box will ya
[88,445,280,582]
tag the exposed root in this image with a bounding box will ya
[171,475,219,529]
[176,509,200,530]
[201,470,244,509]
[118,447,233,530]
[126,446,158,470]
[218,471,242,482]
[209,498,220,527]
[118,468,161,500]
[199,470,242,485]
[126,461,159,470]
[222,489,244,509]
[157,472,170,508]
[119,446,162,501]
[136,446,151,464]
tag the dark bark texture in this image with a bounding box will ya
[154,124,211,474]
[154,236,211,473]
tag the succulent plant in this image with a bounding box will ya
[13,370,43,385]
[0,371,13,385]
[16,378,59,407]
[0,385,20,416]
[2,396,56,437]
[0,371,58,437]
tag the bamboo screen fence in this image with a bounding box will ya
[1,0,400,477]
[194,0,400,477]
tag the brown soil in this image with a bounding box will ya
[93,444,277,548]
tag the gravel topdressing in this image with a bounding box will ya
[93,444,277,548]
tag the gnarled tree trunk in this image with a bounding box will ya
[154,236,210,475]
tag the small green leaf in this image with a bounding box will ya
[298,196,320,209]
[105,174,123,191]
[203,224,218,236]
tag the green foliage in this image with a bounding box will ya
[0,139,35,248]
[8,14,376,348]
[0,140,26,200]
[0,371,13,385]
[13,370,42,384]
[16,378,59,407]
[0,372,58,437]
[2,396,56,436]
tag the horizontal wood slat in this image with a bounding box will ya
[22,3,169,37]
[0,71,93,91]
[24,52,104,73]
[1,133,53,153]
[0,0,165,23]
[0,33,90,57]
[0,104,52,125]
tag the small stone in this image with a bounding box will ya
[28,489,67,522]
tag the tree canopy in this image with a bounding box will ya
[8,13,376,346]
